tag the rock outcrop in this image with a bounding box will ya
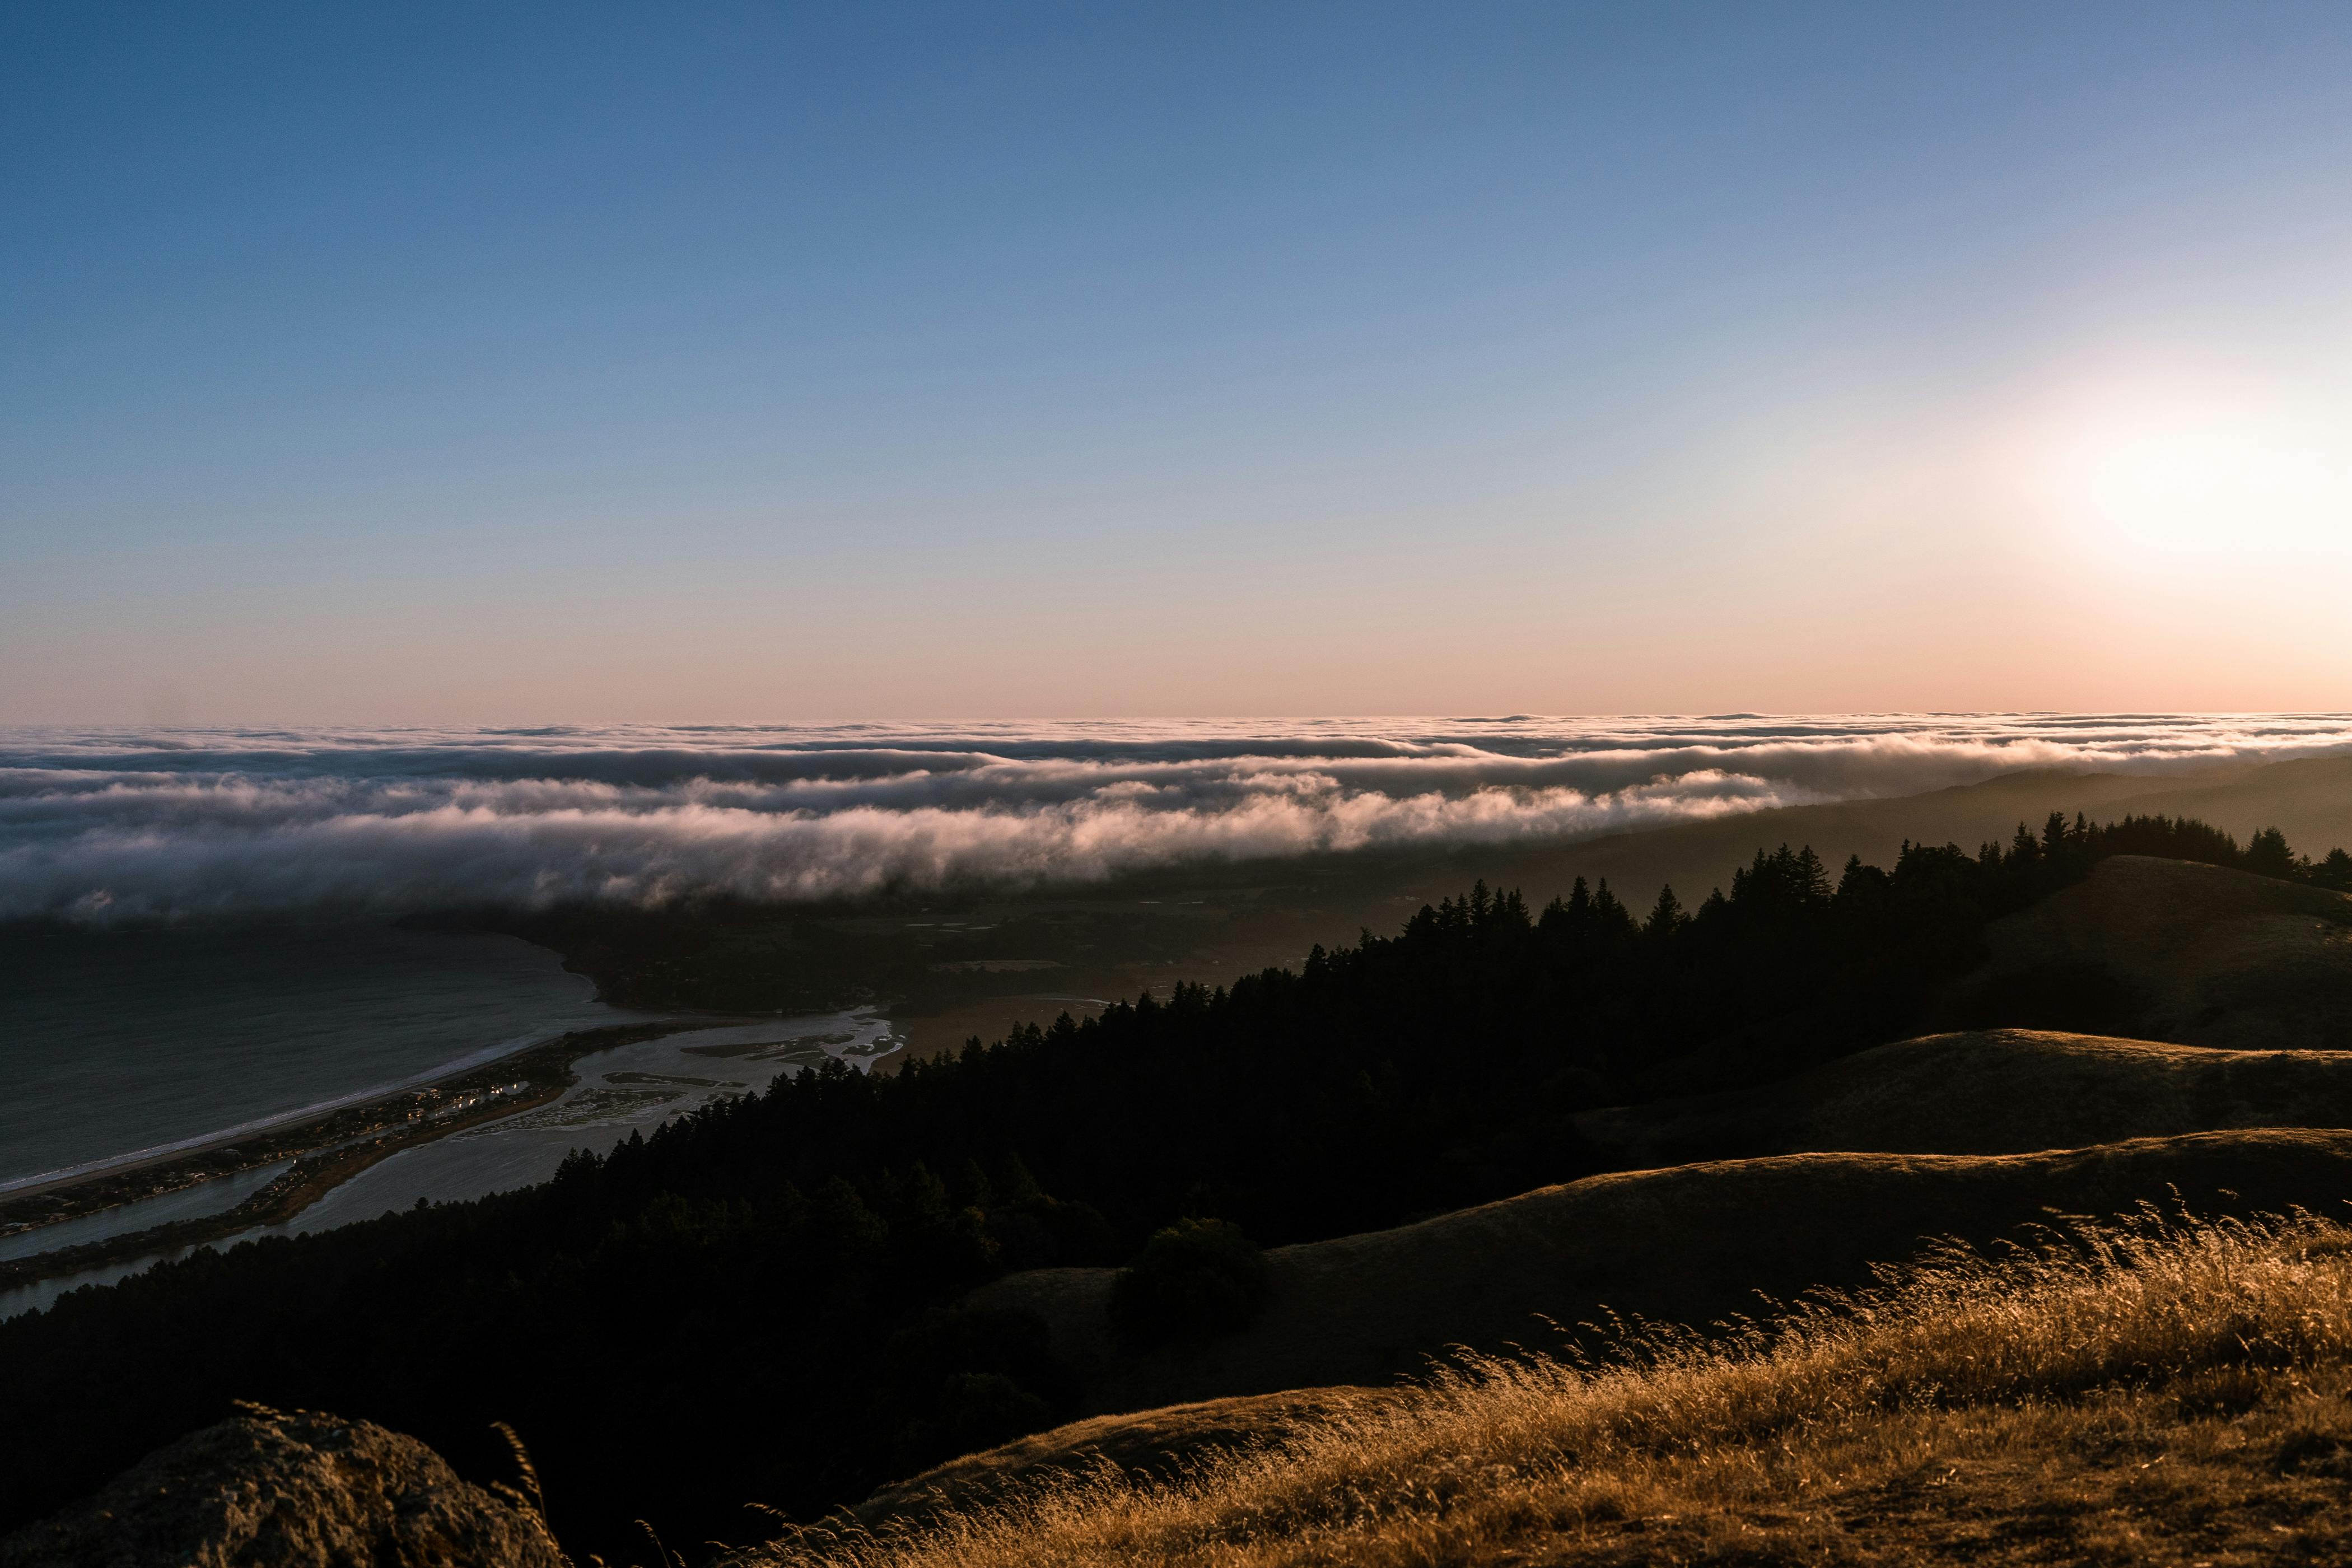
[0,1404,565,1568]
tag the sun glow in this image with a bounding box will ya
[2039,376,2352,567]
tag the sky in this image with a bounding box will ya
[5,2,2350,724]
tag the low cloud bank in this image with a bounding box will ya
[4,715,2346,922]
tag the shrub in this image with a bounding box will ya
[1107,1218,1271,1348]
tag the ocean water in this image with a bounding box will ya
[3,1250,211,1320]
[0,923,636,1188]
[0,1015,898,1320]
[0,1160,292,1263]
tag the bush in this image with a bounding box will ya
[888,1372,1052,1476]
[1108,1218,1272,1348]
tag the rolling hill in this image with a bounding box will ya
[1571,1028,2352,1167]
[1938,854,2352,1048]
[969,1128,2352,1413]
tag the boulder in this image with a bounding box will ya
[0,1404,564,1568]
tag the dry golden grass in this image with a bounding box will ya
[1572,1029,2352,1168]
[1957,856,2352,1052]
[727,1211,2352,1567]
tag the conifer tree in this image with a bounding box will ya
[2247,826,2298,880]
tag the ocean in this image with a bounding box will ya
[0,922,629,1189]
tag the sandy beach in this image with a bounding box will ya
[0,1018,726,1295]
[0,1010,908,1314]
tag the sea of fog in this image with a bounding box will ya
[5,713,2351,1261]
[8,715,2352,923]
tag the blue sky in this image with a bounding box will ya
[7,3,2351,722]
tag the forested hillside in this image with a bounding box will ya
[2,811,2340,1562]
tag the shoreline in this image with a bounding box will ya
[0,1018,641,1204]
[0,1015,749,1295]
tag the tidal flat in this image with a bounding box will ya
[0,1011,902,1319]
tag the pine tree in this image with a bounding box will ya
[2247,826,2298,880]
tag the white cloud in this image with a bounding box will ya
[2,715,2346,921]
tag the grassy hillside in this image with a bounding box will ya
[1572,1027,2352,1166]
[1944,855,2352,1048]
[738,1212,2352,1567]
[6,813,2343,1561]
[972,1129,2352,1413]
[852,1388,1402,1528]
